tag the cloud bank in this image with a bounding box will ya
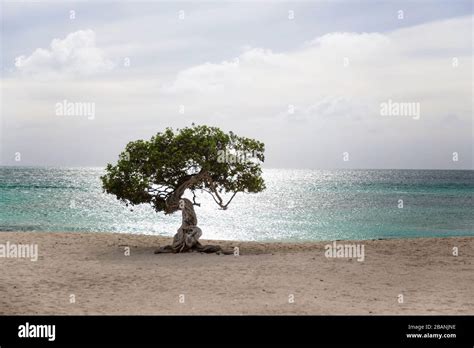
[14,29,115,78]
[2,7,472,168]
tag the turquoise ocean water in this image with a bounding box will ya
[0,167,472,241]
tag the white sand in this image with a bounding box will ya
[0,232,472,314]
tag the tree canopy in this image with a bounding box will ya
[101,125,265,214]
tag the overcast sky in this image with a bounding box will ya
[0,0,472,169]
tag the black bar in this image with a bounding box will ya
[0,315,473,346]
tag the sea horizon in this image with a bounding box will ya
[1,167,472,242]
[1,165,473,171]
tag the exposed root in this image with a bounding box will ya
[154,198,233,255]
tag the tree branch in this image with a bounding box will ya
[164,170,208,214]
[191,190,201,207]
[202,188,222,206]
[202,188,237,210]
[222,192,237,209]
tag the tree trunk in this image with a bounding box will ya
[164,171,208,214]
[154,198,233,254]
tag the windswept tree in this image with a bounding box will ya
[101,125,265,253]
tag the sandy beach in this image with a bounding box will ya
[0,232,472,315]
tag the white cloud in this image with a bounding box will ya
[306,31,391,55]
[162,15,472,126]
[14,29,115,78]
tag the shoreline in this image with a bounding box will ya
[0,232,472,315]
[2,229,473,243]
